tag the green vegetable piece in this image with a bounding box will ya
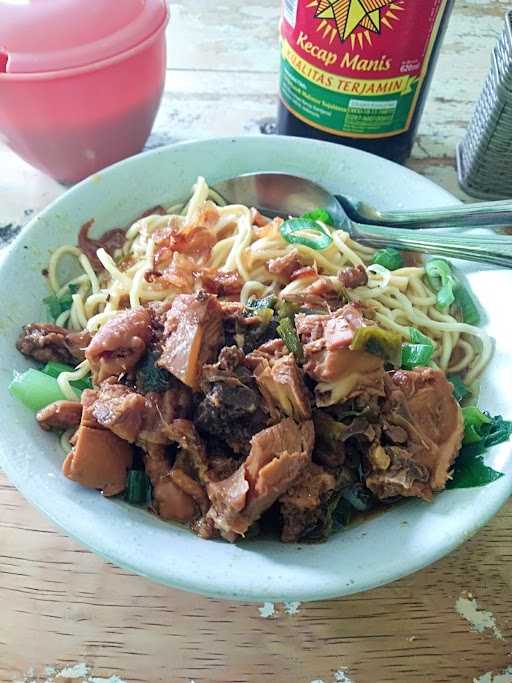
[43,283,79,322]
[277,317,304,362]
[301,208,334,226]
[425,258,457,311]
[462,406,491,445]
[447,374,471,403]
[244,295,277,316]
[9,368,79,412]
[42,361,92,392]
[136,350,174,393]
[371,247,404,271]
[409,327,433,347]
[449,411,511,489]
[280,217,333,251]
[124,470,151,505]
[447,457,504,489]
[276,299,300,321]
[351,326,402,367]
[401,343,433,370]
[453,283,481,325]
[484,414,512,448]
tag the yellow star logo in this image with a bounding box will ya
[314,0,400,44]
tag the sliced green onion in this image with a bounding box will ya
[351,327,402,366]
[453,283,481,325]
[301,208,334,226]
[401,343,433,370]
[448,374,471,403]
[409,327,433,348]
[276,299,300,321]
[8,368,79,412]
[371,248,404,271]
[425,258,457,311]
[124,470,151,505]
[462,406,491,445]
[280,217,333,251]
[42,361,92,391]
[277,317,304,362]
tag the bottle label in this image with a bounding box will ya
[279,0,448,138]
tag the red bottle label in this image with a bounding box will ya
[279,0,448,138]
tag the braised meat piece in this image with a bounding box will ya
[206,418,314,541]
[158,291,224,391]
[36,400,83,431]
[61,390,133,497]
[199,269,244,297]
[86,308,152,383]
[365,368,464,501]
[195,346,268,454]
[92,383,146,443]
[337,264,368,289]
[143,444,205,523]
[296,304,384,407]
[91,381,191,446]
[280,463,338,542]
[17,323,91,364]
[267,250,302,281]
[247,349,311,422]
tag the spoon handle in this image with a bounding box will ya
[351,224,512,268]
[339,197,512,230]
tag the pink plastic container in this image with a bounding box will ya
[0,0,169,183]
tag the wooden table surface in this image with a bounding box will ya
[1,2,512,682]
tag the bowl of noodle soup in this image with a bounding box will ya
[0,136,511,601]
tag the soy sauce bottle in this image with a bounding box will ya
[277,0,454,163]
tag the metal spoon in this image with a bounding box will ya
[212,172,512,268]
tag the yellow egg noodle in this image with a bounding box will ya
[47,177,493,401]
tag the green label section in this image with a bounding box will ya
[280,57,419,137]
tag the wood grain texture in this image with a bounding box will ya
[1,1,512,682]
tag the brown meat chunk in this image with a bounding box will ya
[267,250,302,280]
[143,443,207,523]
[17,323,91,364]
[36,400,83,432]
[158,291,224,391]
[62,425,133,497]
[200,269,244,297]
[337,264,368,289]
[296,304,383,407]
[206,418,314,541]
[85,308,152,383]
[247,351,311,422]
[280,463,337,542]
[92,381,191,446]
[92,383,145,443]
[365,368,464,501]
[296,303,368,350]
[195,346,268,454]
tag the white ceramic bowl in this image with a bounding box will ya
[0,136,511,602]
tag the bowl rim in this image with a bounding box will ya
[1,135,511,603]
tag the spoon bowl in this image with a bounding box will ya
[212,172,512,268]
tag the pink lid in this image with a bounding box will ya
[0,0,168,74]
